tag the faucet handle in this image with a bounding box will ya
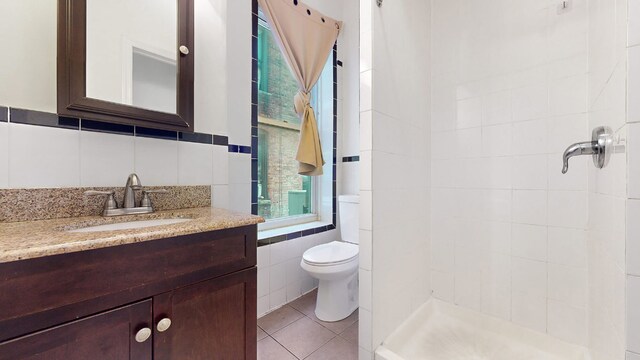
[84,190,118,212]
[141,189,168,208]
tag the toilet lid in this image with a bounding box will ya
[303,241,359,266]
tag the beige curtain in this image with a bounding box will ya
[258,0,342,176]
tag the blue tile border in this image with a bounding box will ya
[251,2,259,215]
[178,132,213,145]
[135,127,178,140]
[11,108,79,130]
[342,156,360,163]
[0,106,7,122]
[213,135,229,146]
[81,119,134,136]
[3,107,244,149]
[257,225,332,247]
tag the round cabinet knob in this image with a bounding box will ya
[179,45,189,55]
[135,327,152,343]
[157,318,172,332]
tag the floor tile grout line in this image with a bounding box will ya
[272,314,336,359]
[258,304,305,336]
[266,306,340,359]
[300,334,338,360]
[267,334,300,359]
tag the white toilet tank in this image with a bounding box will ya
[338,195,359,244]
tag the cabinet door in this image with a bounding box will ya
[0,300,152,360]
[154,268,257,360]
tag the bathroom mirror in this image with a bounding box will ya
[57,0,194,131]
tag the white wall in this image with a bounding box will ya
[339,0,361,197]
[430,0,591,347]
[587,0,628,359]
[0,0,57,113]
[0,0,227,192]
[359,0,431,358]
[256,230,336,317]
[625,0,640,358]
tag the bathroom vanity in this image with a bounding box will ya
[0,207,262,360]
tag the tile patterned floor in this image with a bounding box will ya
[257,290,358,360]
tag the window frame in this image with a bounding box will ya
[253,7,337,231]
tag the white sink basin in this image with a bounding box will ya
[68,218,192,233]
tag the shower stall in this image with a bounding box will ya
[359,0,633,358]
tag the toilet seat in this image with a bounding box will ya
[302,241,359,267]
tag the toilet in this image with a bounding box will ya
[301,195,359,322]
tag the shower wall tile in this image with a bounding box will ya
[548,191,588,229]
[456,97,482,129]
[629,47,640,124]
[548,264,587,308]
[511,155,547,190]
[512,224,548,262]
[364,0,431,354]
[629,200,640,276]
[512,83,549,122]
[547,300,587,346]
[548,154,588,191]
[430,0,591,343]
[628,123,640,199]
[549,74,588,117]
[628,352,640,360]
[631,0,640,47]
[628,275,640,353]
[431,270,454,302]
[547,227,587,268]
[482,124,512,157]
[589,0,629,357]
[512,291,547,333]
[512,190,547,226]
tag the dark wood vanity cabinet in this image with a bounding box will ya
[154,269,256,360]
[0,300,154,360]
[0,225,257,360]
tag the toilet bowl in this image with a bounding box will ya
[301,195,359,322]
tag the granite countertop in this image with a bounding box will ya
[0,207,264,264]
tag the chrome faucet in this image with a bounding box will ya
[562,141,599,174]
[123,173,142,208]
[84,173,167,216]
[562,126,612,174]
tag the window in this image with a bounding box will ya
[256,10,335,224]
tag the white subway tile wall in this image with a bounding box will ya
[8,124,81,188]
[628,0,640,356]
[256,231,336,317]
[80,131,135,187]
[430,0,591,348]
[359,0,432,357]
[0,122,9,188]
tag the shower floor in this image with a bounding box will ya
[375,300,590,360]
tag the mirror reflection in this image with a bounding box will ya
[86,0,178,114]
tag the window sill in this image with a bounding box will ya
[257,220,335,244]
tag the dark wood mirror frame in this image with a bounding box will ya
[57,0,195,132]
